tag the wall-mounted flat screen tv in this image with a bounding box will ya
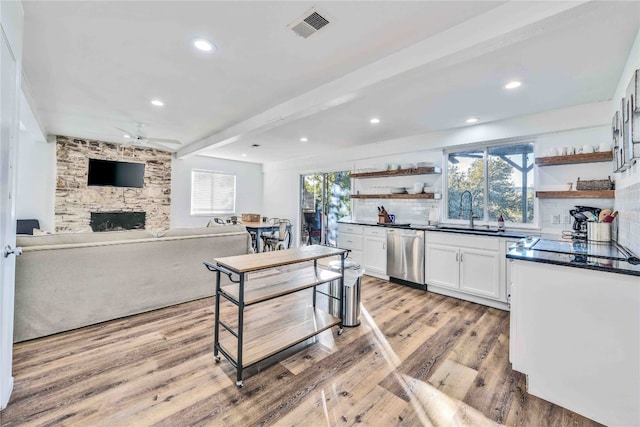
[87,159,145,188]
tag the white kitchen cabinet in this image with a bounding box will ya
[426,244,500,298]
[425,232,504,308]
[363,226,387,279]
[338,224,389,278]
[337,223,363,266]
[424,243,459,289]
[459,248,500,298]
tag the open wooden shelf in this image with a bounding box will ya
[535,151,613,166]
[351,193,441,200]
[351,166,441,178]
[219,306,340,367]
[220,266,341,306]
[535,190,615,199]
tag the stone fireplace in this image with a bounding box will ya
[55,136,171,233]
[90,212,146,232]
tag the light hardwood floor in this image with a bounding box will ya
[1,276,602,426]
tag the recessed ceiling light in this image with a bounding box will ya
[241,153,247,157]
[123,134,131,139]
[300,137,308,142]
[369,118,380,124]
[151,99,164,107]
[466,117,479,123]
[504,81,522,90]
[193,39,215,52]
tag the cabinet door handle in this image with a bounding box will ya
[460,253,463,262]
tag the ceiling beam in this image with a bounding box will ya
[177,1,589,159]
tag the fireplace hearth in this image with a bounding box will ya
[90,212,146,232]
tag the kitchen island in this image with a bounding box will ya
[507,238,639,426]
[204,245,348,387]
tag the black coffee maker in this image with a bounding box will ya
[569,206,601,239]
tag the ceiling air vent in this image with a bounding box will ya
[288,8,331,39]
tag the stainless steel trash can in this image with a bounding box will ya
[328,260,364,327]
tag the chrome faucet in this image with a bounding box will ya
[459,190,477,229]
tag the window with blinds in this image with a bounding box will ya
[191,170,236,215]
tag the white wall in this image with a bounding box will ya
[171,155,263,228]
[262,169,300,242]
[16,91,55,232]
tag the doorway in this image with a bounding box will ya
[300,171,351,246]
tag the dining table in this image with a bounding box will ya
[243,221,292,253]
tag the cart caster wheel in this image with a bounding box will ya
[214,355,220,362]
[236,380,244,387]
[337,328,344,336]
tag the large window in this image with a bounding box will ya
[191,170,236,215]
[446,142,534,225]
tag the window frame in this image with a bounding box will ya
[190,169,236,216]
[442,140,537,228]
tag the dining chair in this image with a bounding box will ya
[259,217,279,239]
[226,215,242,224]
[262,219,291,251]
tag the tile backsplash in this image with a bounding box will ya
[615,181,640,256]
[354,199,440,225]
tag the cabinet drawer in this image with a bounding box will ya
[364,226,387,237]
[338,233,363,251]
[338,223,364,235]
[426,231,499,251]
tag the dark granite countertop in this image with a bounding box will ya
[338,220,529,239]
[506,238,640,277]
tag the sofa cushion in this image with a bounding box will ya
[160,225,247,237]
[17,229,155,247]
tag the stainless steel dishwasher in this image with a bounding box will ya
[386,228,425,289]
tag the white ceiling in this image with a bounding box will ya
[22,1,640,164]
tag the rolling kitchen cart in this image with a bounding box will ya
[204,245,348,387]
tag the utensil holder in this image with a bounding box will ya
[587,222,611,242]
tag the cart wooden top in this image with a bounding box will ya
[212,245,348,273]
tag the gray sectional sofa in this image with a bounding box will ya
[14,225,251,342]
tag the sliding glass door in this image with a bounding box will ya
[300,171,351,246]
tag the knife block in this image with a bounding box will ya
[378,213,391,223]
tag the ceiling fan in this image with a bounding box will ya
[115,123,182,151]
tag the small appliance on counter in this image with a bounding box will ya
[569,206,601,239]
[568,206,617,241]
